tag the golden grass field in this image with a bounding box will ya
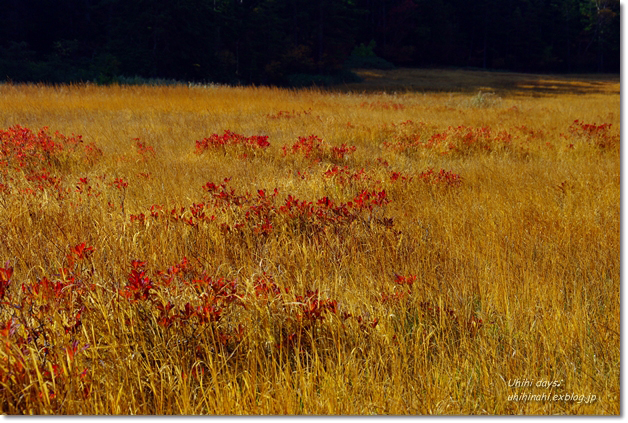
[0,69,620,414]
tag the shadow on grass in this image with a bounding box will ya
[331,68,620,97]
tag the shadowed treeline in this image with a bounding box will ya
[0,0,620,86]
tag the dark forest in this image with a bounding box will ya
[0,0,620,86]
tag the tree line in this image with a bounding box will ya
[0,0,620,86]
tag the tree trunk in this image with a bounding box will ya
[318,0,324,71]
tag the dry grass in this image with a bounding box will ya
[0,69,619,414]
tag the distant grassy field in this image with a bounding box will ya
[0,69,619,414]
[345,68,620,96]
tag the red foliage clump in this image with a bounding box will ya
[195,130,270,155]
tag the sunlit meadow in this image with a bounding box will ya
[0,70,619,414]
